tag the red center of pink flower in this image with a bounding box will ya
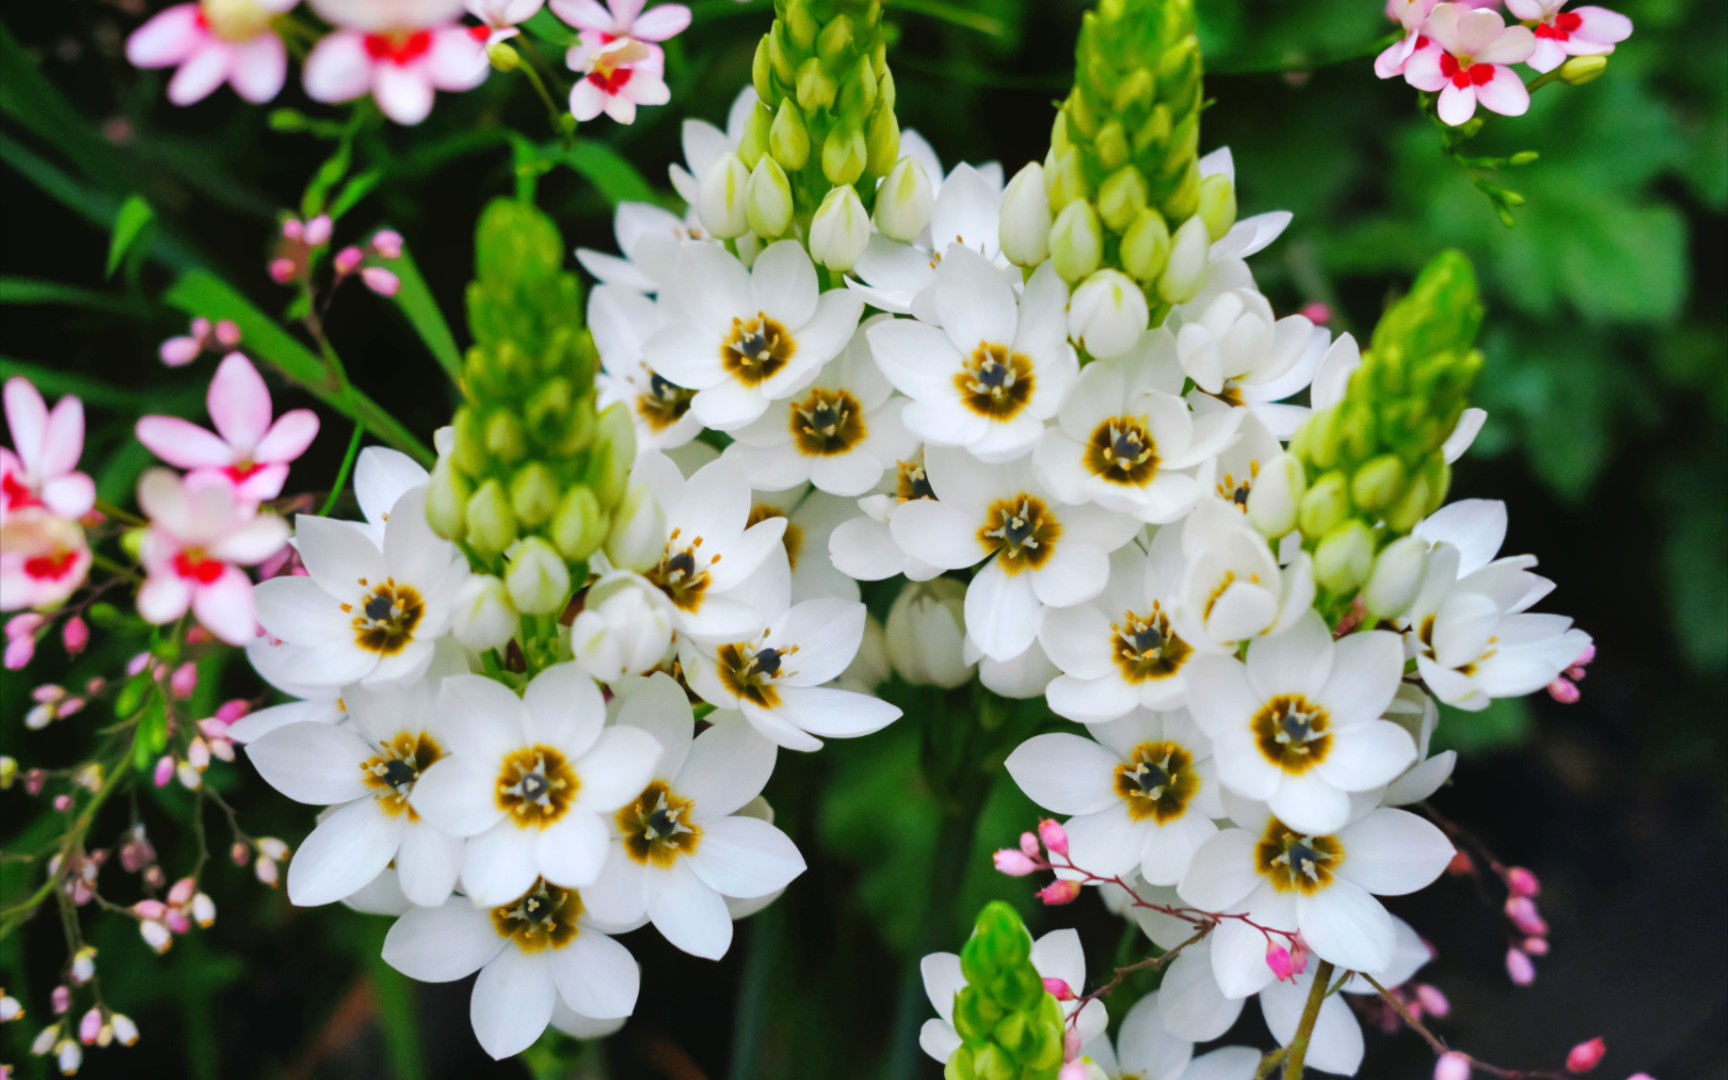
[225,461,261,482]
[1438,52,1495,88]
[24,550,77,582]
[363,31,434,65]
[173,550,227,585]
[1535,12,1583,40]
[2,470,41,512]
[588,67,634,95]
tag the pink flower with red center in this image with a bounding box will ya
[551,0,692,47]
[1375,0,1441,79]
[125,0,299,106]
[1,378,95,525]
[552,0,688,123]
[303,0,489,126]
[1505,0,1632,73]
[135,469,290,645]
[0,511,93,612]
[1404,3,1537,125]
[135,354,320,504]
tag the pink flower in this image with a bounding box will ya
[565,37,670,124]
[466,0,545,47]
[1404,3,1537,125]
[1376,0,1441,78]
[1,379,95,523]
[125,0,299,106]
[551,0,692,46]
[136,354,319,504]
[135,469,289,645]
[1505,0,1631,73]
[303,0,490,126]
[0,511,92,612]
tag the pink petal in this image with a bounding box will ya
[193,566,260,645]
[1526,37,1566,72]
[611,0,648,29]
[137,572,194,627]
[1435,82,1479,126]
[1503,0,1547,20]
[207,354,273,452]
[40,474,95,520]
[160,337,201,367]
[3,379,48,475]
[1574,7,1633,45]
[373,64,436,126]
[254,410,320,465]
[630,4,691,42]
[551,0,617,31]
[302,31,373,105]
[425,28,490,91]
[211,514,290,566]
[1473,65,1531,117]
[1423,2,1464,53]
[1374,34,1416,79]
[126,5,205,69]
[1401,43,1448,92]
[167,42,233,106]
[136,416,236,469]
[570,79,607,121]
[1455,8,1508,56]
[225,462,291,503]
[38,398,85,478]
[603,91,638,125]
[1475,24,1536,64]
[625,71,670,107]
[229,33,288,104]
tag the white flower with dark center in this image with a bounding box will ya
[748,485,860,602]
[849,163,1008,320]
[827,452,945,584]
[1178,799,1452,997]
[253,487,468,688]
[582,674,805,960]
[919,927,1105,1064]
[891,447,1141,662]
[1193,404,1282,517]
[1039,531,1197,723]
[724,317,917,496]
[868,251,1075,463]
[590,284,701,453]
[1174,500,1314,651]
[643,240,864,431]
[1163,288,1328,439]
[1185,613,1414,834]
[351,446,431,546]
[408,666,661,907]
[1078,990,1260,1080]
[247,679,465,907]
[1035,346,1241,523]
[681,598,902,751]
[382,879,640,1059]
[576,202,700,295]
[1007,709,1222,887]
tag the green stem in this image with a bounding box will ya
[317,424,366,517]
[1282,960,1335,1079]
[515,39,577,146]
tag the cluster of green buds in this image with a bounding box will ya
[426,199,635,618]
[1000,0,1225,318]
[699,0,901,272]
[943,902,1068,1080]
[1251,251,1485,618]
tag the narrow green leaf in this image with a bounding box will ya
[0,357,196,414]
[387,243,463,384]
[560,141,658,206]
[107,196,156,278]
[0,23,128,193]
[329,168,383,222]
[0,278,152,316]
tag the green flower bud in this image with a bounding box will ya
[810,184,870,272]
[865,106,901,179]
[1120,207,1171,283]
[1157,214,1210,303]
[822,123,868,187]
[739,102,773,169]
[485,409,527,465]
[487,43,520,73]
[1298,472,1350,540]
[1049,200,1103,283]
[840,56,879,119]
[769,99,811,172]
[1363,535,1429,620]
[1248,451,1306,539]
[874,156,934,244]
[698,151,752,240]
[1559,54,1608,85]
[505,537,571,616]
[796,57,837,112]
[510,462,562,529]
[999,163,1053,268]
[1314,520,1375,594]
[605,480,664,572]
[1350,454,1406,513]
[1197,172,1237,241]
[1097,165,1150,232]
[589,402,637,512]
[1045,148,1089,213]
[465,478,518,557]
[746,156,795,239]
[551,486,607,561]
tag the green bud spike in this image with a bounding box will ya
[943,902,1067,1080]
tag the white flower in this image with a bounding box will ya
[409,666,661,906]
[1079,991,1260,1080]
[1007,709,1222,886]
[1174,501,1314,651]
[724,318,917,497]
[850,163,1007,319]
[873,155,935,244]
[583,674,805,959]
[577,202,697,294]
[352,447,432,546]
[891,447,1140,662]
[827,452,946,584]
[246,680,464,907]
[809,184,871,273]
[382,881,640,1059]
[253,488,467,688]
[1164,287,1329,439]
[1186,613,1415,834]
[681,598,901,751]
[590,284,703,454]
[1178,800,1452,996]
[644,241,864,431]
[975,635,1061,699]
[919,928,1106,1064]
[569,570,675,684]
[450,573,519,651]
[997,161,1052,268]
[1069,270,1150,361]
[748,485,860,602]
[667,87,759,208]
[869,253,1075,463]
[1199,407,1284,518]
[1035,346,1240,524]
[884,578,973,689]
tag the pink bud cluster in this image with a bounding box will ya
[333,229,405,298]
[159,317,241,369]
[269,214,332,285]
[132,876,217,954]
[1547,643,1596,704]
[994,819,1087,906]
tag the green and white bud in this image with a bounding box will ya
[1350,454,1407,513]
[697,151,752,240]
[1097,165,1150,233]
[885,579,972,689]
[1158,215,1210,304]
[1298,472,1350,540]
[1068,270,1149,360]
[999,162,1053,267]
[768,99,810,172]
[1196,173,1237,242]
[604,480,664,573]
[809,183,870,272]
[873,156,933,244]
[1559,54,1608,85]
[1313,520,1376,595]
[746,156,795,239]
[1248,451,1307,539]
[450,574,518,652]
[426,455,469,539]
[504,537,571,616]
[821,123,868,187]
[1363,535,1430,620]
[1049,199,1103,283]
[465,478,518,557]
[569,571,675,684]
[1120,208,1171,284]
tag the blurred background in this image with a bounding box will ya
[1,1,1724,1077]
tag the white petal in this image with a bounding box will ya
[382,898,506,982]
[1004,733,1120,815]
[461,824,543,907]
[678,718,777,819]
[396,821,463,907]
[1297,879,1395,973]
[287,798,402,907]
[964,563,1040,662]
[1177,828,1261,912]
[552,930,641,1019]
[1157,945,1245,1040]
[244,722,373,805]
[1246,611,1332,698]
[921,951,965,1024]
[536,809,610,887]
[523,662,607,754]
[1116,991,1194,1080]
[687,815,805,898]
[1314,720,1417,793]
[471,947,556,1059]
[410,756,506,837]
[1334,809,1454,896]
[649,861,734,959]
[573,726,661,811]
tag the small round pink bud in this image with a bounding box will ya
[214,321,241,347]
[1547,677,1580,704]
[1434,1052,1471,1080]
[1265,943,1296,981]
[1414,983,1450,1018]
[1036,880,1082,906]
[268,258,298,284]
[1300,302,1333,326]
[167,877,195,907]
[1038,819,1070,858]
[60,617,88,657]
[1574,643,1595,667]
[77,1009,100,1046]
[1019,831,1041,858]
[1288,935,1311,975]
[281,219,303,241]
[993,850,1040,877]
[334,246,364,276]
[370,230,404,259]
[1507,866,1540,897]
[1042,977,1075,1001]
[50,987,69,1015]
[1566,1037,1606,1073]
[25,769,47,796]
[230,842,251,866]
[1505,947,1536,986]
[127,652,152,677]
[1063,1025,1082,1062]
[303,215,333,248]
[159,337,201,367]
[1505,896,1548,937]
[152,757,173,788]
[1521,936,1549,956]
[255,859,279,888]
[52,795,72,813]
[360,267,401,297]
[133,900,166,920]
[4,634,36,671]
[215,699,250,725]
[186,626,213,646]
[169,663,198,701]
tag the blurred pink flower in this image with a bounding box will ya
[303,0,490,126]
[1376,0,1440,78]
[1404,3,1536,125]
[564,38,669,124]
[125,0,300,106]
[135,469,289,645]
[0,511,92,612]
[136,354,319,504]
[466,0,545,47]
[1505,0,1632,73]
[1,378,95,523]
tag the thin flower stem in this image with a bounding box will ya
[514,38,577,146]
[94,498,145,528]
[1281,960,1334,1079]
[1254,1047,1289,1080]
[1360,974,1568,1080]
[1065,927,1209,1031]
[317,423,366,517]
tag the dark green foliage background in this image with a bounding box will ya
[1,1,1723,1077]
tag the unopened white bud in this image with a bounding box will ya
[1363,535,1430,619]
[698,151,751,240]
[1068,270,1149,360]
[809,184,870,272]
[1159,216,1211,304]
[604,480,665,573]
[69,948,95,985]
[569,572,675,683]
[874,157,933,243]
[999,162,1052,267]
[885,580,972,689]
[56,1037,82,1076]
[1048,199,1102,283]
[745,156,794,239]
[1248,452,1307,539]
[504,538,571,616]
[110,1013,138,1047]
[450,574,518,650]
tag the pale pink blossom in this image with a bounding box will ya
[552,0,691,46]
[1404,4,1537,125]
[2,379,95,523]
[466,0,545,47]
[302,1,490,126]
[125,0,299,106]
[1506,0,1631,72]
[1376,0,1441,78]
[0,512,92,612]
[134,469,289,645]
[564,36,670,124]
[135,354,319,504]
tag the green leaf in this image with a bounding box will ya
[386,242,463,383]
[107,195,156,278]
[0,277,152,316]
[0,23,128,193]
[0,357,196,414]
[560,141,658,207]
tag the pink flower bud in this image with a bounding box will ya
[152,757,173,788]
[1434,1052,1471,1080]
[25,769,47,796]
[361,267,401,297]
[1507,866,1540,897]
[257,837,289,861]
[1265,943,1296,981]
[1505,947,1535,986]
[50,987,69,1016]
[1059,1063,1088,1080]
[167,877,195,907]
[370,230,404,259]
[1566,1037,1606,1073]
[215,699,249,725]
[334,246,364,275]
[303,215,333,248]
[1038,819,1070,858]
[1505,896,1548,937]
[60,617,88,657]
[268,258,298,285]
[255,858,279,888]
[1063,1024,1082,1062]
[1288,935,1311,975]
[1547,677,1580,704]
[139,919,171,954]
[1414,983,1450,1018]
[214,321,241,348]
[1300,302,1333,326]
[127,652,151,677]
[4,635,35,671]
[169,663,198,701]
[133,900,166,920]
[186,738,210,771]
[77,1009,100,1046]
[993,850,1040,877]
[1573,643,1595,668]
[159,337,201,367]
[1019,831,1041,858]
[53,795,72,813]
[1447,851,1474,875]
[1042,977,1075,1001]
[1036,880,1082,906]
[186,627,212,647]
[230,842,251,866]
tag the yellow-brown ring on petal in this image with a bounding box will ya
[1110,603,1193,685]
[721,313,796,386]
[351,580,424,657]
[895,458,935,503]
[954,343,1035,421]
[361,730,444,821]
[617,780,701,869]
[979,495,1061,575]
[495,745,580,828]
[648,530,715,613]
[1251,694,1333,775]
[747,505,803,571]
[491,879,583,952]
[637,370,697,433]
[789,387,868,457]
[1254,817,1344,896]
[1113,741,1200,824]
[1085,417,1160,487]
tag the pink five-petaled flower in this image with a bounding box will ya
[0,511,92,613]
[125,0,299,106]
[135,468,289,645]
[1506,0,1632,73]
[1,379,94,524]
[136,354,319,504]
[551,0,691,51]
[1404,4,1537,125]
[1376,0,1441,78]
[564,36,669,124]
[302,0,489,126]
